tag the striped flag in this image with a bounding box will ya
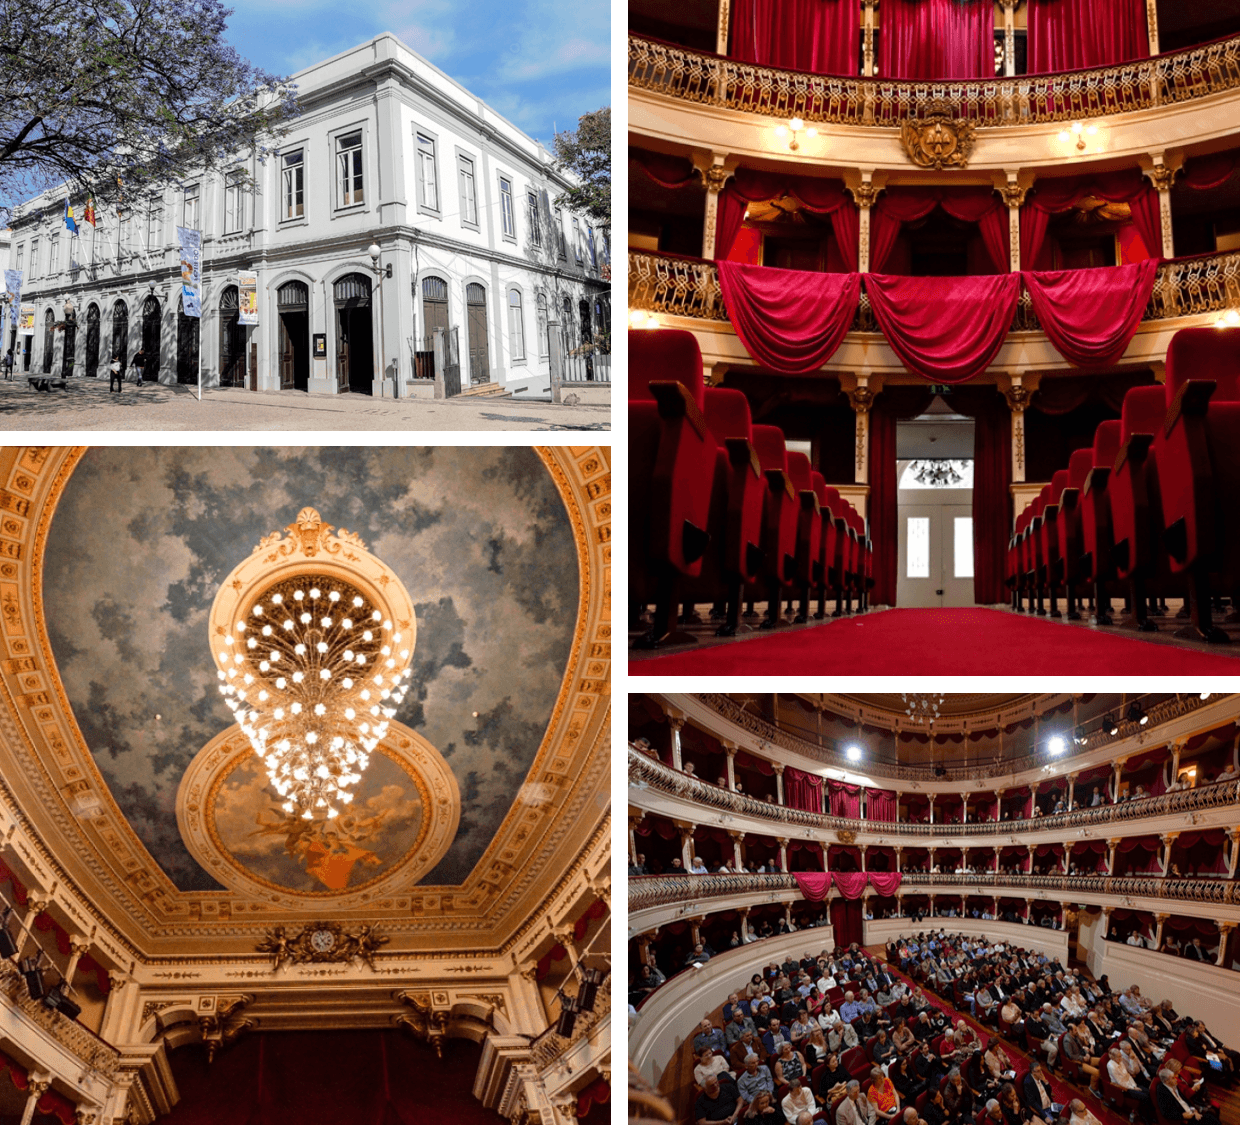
[84,195,96,226]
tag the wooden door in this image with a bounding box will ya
[465,282,488,385]
[279,314,295,389]
[335,309,349,392]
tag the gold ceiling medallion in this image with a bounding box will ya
[256,920,388,972]
[900,101,976,170]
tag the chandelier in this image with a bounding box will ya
[909,460,966,488]
[210,509,416,822]
[901,693,946,725]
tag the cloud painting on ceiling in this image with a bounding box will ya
[43,447,578,892]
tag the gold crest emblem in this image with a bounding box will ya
[901,101,977,171]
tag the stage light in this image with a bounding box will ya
[1048,736,1066,756]
[555,995,580,1038]
[1073,726,1087,745]
[846,745,862,762]
[20,955,45,1001]
[0,907,18,960]
[1127,703,1148,726]
[577,966,605,1013]
[42,980,81,1020]
[1103,714,1119,736]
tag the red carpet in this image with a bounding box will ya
[631,608,1240,675]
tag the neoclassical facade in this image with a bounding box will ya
[9,34,610,399]
[0,445,611,1124]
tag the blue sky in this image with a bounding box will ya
[224,0,610,146]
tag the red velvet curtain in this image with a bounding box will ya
[833,871,870,899]
[863,273,1021,383]
[877,0,993,79]
[1024,260,1159,367]
[796,872,833,900]
[828,779,862,817]
[1020,170,1161,269]
[948,386,1012,604]
[867,788,897,822]
[831,897,864,946]
[871,187,1009,274]
[785,766,826,812]
[1027,0,1149,74]
[868,871,903,896]
[717,170,859,264]
[1182,149,1240,191]
[730,0,861,77]
[630,148,700,190]
[718,262,861,375]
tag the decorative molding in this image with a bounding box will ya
[900,102,977,169]
[256,921,389,971]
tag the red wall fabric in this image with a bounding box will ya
[1024,260,1159,367]
[1020,171,1160,269]
[717,171,859,265]
[871,187,1009,275]
[827,780,862,817]
[877,0,994,81]
[731,0,860,77]
[795,872,833,901]
[718,262,860,375]
[1027,0,1148,74]
[833,871,870,899]
[784,765,826,812]
[1183,149,1240,191]
[630,149,700,190]
[867,788,897,822]
[863,273,1021,383]
[831,897,864,946]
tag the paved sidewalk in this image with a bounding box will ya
[0,376,611,431]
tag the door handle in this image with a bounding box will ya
[936,589,944,596]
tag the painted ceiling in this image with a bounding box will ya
[42,447,578,892]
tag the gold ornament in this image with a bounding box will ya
[901,102,977,171]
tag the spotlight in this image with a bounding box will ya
[0,908,18,960]
[20,954,45,1001]
[577,966,605,1013]
[1072,726,1087,746]
[1127,704,1148,727]
[555,995,580,1038]
[1048,736,1066,757]
[1103,714,1119,736]
[42,980,81,1020]
[845,745,862,763]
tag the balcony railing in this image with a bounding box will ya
[628,871,1240,913]
[629,249,1240,337]
[0,961,120,1076]
[629,32,1240,128]
[530,980,611,1070]
[630,743,1240,837]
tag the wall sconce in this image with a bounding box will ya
[629,310,660,330]
[1057,121,1098,150]
[775,117,818,152]
[1215,309,1240,328]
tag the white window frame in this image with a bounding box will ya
[29,237,38,279]
[456,150,479,230]
[527,191,541,248]
[146,203,161,250]
[223,171,244,234]
[572,216,583,263]
[415,130,440,216]
[49,235,59,274]
[554,207,566,259]
[183,183,201,230]
[499,176,516,242]
[335,130,364,209]
[536,291,548,358]
[281,149,305,221]
[508,288,526,362]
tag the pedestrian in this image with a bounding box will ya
[109,353,124,393]
[131,348,146,387]
[2,350,12,380]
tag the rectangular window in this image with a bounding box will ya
[15,245,23,275]
[954,517,975,578]
[554,207,566,259]
[223,172,243,234]
[499,177,515,239]
[28,238,38,279]
[49,236,59,274]
[508,290,525,361]
[146,204,160,249]
[183,183,200,229]
[457,154,478,227]
[572,216,583,263]
[907,517,930,578]
[282,150,304,220]
[336,130,364,207]
[527,192,541,247]
[416,133,438,212]
[536,295,548,357]
[587,226,597,268]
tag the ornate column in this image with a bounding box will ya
[992,895,999,918]
[862,0,877,76]
[929,846,936,872]
[739,907,752,941]
[1146,0,1159,56]
[1112,759,1124,802]
[860,845,868,873]
[730,830,745,871]
[1062,841,1073,873]
[1026,844,1036,873]
[717,0,732,54]
[1106,838,1119,875]
[690,917,703,948]
[784,903,795,931]
[1067,775,1076,810]
[846,379,875,487]
[1001,0,1018,77]
[777,838,789,873]
[928,795,935,825]
[553,924,580,975]
[691,155,736,261]
[74,1110,97,1125]
[1003,377,1033,484]
[19,1076,50,1125]
[724,743,738,790]
[633,935,653,969]
[1159,833,1179,875]
[629,811,644,865]
[1059,902,1069,929]
[1169,739,1184,787]
[520,964,550,1026]
[999,180,1027,272]
[848,182,881,272]
[773,764,785,806]
[676,822,696,870]
[1153,913,1168,950]
[1227,828,1240,879]
[961,795,968,824]
[1216,923,1234,967]
[1100,906,1112,937]
[64,937,90,984]
[667,714,685,771]
[895,846,904,873]
[1143,161,1178,259]
[993,846,1002,871]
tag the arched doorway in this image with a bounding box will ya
[277,281,309,391]
[41,309,54,373]
[333,273,372,394]
[176,293,198,384]
[142,296,161,381]
[465,282,489,386]
[110,301,129,376]
[84,303,100,378]
[219,286,247,388]
[61,306,76,378]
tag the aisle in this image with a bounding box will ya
[630,608,1240,675]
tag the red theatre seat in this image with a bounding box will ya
[1039,469,1070,617]
[1025,494,1047,615]
[788,451,823,624]
[748,424,799,629]
[1055,448,1095,621]
[1152,326,1240,642]
[1081,419,1123,624]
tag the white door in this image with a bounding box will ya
[896,498,975,608]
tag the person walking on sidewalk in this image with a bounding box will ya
[131,349,146,387]
[108,353,124,393]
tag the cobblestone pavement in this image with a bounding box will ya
[0,376,611,431]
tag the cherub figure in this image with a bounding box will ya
[257,926,291,972]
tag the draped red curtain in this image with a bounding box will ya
[827,779,863,817]
[1027,0,1149,74]
[785,766,826,812]
[833,871,870,899]
[1024,260,1159,367]
[717,171,859,264]
[630,148,700,190]
[867,788,897,822]
[795,872,833,900]
[0,1050,76,1125]
[1182,149,1240,191]
[877,0,993,79]
[871,187,1009,274]
[831,897,864,946]
[1020,170,1160,269]
[718,262,861,375]
[730,0,861,77]
[949,386,1012,604]
[868,871,903,896]
[863,273,1021,383]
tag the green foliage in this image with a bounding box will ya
[552,107,610,228]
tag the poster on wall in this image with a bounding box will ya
[17,305,35,335]
[3,270,20,325]
[176,226,201,317]
[238,272,258,325]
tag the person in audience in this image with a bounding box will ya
[1107,1047,1154,1123]
[869,1066,901,1122]
[890,1053,927,1103]
[1156,1067,1220,1125]
[996,1082,1029,1125]
[892,1017,916,1056]
[788,1008,813,1044]
[921,1086,949,1125]
[696,1045,734,1087]
[744,1090,783,1125]
[817,1051,852,1102]
[1215,761,1239,782]
[982,1039,1016,1092]
[1185,1021,1240,1078]
[726,1004,758,1046]
[774,1041,807,1087]
[780,1077,815,1124]
[696,1073,742,1125]
[944,1066,980,1122]
[738,1053,774,1105]
[872,1028,898,1072]
[838,1080,877,1125]
[828,1016,861,1053]
[840,990,864,1024]
[1021,1062,1056,1123]
[695,1018,728,1056]
[730,1030,760,1073]
[1000,994,1023,1033]
[762,1017,789,1058]
[687,943,714,967]
[1067,1098,1105,1125]
[1062,1021,1102,1095]
[1037,1004,1065,1065]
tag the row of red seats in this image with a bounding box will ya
[630,329,873,647]
[1006,327,1240,642]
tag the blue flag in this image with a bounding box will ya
[63,199,77,234]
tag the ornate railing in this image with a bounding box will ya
[629,249,1240,335]
[530,980,611,1069]
[0,961,120,1075]
[630,33,1240,128]
[628,871,1240,914]
[630,742,1240,837]
[689,692,1215,781]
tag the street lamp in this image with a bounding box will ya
[366,242,393,397]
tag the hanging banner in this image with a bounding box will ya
[3,270,20,325]
[176,225,201,318]
[17,305,35,335]
[237,271,258,325]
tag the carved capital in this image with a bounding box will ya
[69,936,91,955]
[76,1112,99,1125]
[27,1076,51,1099]
[999,183,1028,209]
[847,183,882,209]
[1143,164,1179,192]
[1003,384,1033,413]
[701,166,733,194]
[666,714,686,731]
[846,386,876,415]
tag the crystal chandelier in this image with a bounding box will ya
[211,509,416,822]
[901,693,946,725]
[910,460,966,488]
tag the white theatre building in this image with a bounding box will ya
[7,33,611,399]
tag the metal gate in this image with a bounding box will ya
[444,326,461,397]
